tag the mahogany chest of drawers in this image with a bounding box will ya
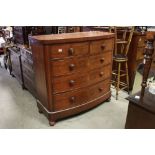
[20,47,36,97]
[30,31,114,125]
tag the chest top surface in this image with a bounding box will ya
[30,31,114,44]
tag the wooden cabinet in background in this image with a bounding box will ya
[13,26,45,47]
[128,32,146,90]
[30,31,115,125]
[20,47,36,97]
[9,47,24,88]
[9,46,37,97]
[13,27,32,45]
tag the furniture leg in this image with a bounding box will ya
[116,62,121,100]
[125,61,130,94]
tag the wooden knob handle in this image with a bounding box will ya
[68,48,74,56]
[69,80,75,86]
[100,58,105,63]
[99,72,104,77]
[101,44,106,50]
[98,88,103,92]
[70,96,76,103]
[69,64,75,70]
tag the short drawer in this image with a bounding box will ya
[51,57,88,76]
[53,72,88,94]
[137,36,146,47]
[90,38,114,55]
[53,79,110,111]
[89,65,111,85]
[136,47,145,60]
[50,42,89,59]
[89,51,112,70]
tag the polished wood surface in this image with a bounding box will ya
[30,31,114,44]
[125,89,155,129]
[30,31,114,125]
[125,31,155,129]
[49,42,89,59]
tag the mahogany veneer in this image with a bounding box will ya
[30,31,114,125]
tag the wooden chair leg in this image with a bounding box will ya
[125,61,130,94]
[116,62,121,100]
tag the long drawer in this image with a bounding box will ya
[52,64,111,94]
[49,42,89,59]
[53,79,110,111]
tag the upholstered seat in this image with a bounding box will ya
[113,54,128,61]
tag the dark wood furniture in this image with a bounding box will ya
[82,29,148,91]
[8,45,36,97]
[128,32,146,90]
[125,89,155,128]
[13,27,32,46]
[13,27,45,47]
[125,32,155,129]
[20,47,36,97]
[9,47,24,87]
[30,31,115,125]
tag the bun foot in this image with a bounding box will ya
[38,109,43,114]
[106,98,111,102]
[49,121,56,126]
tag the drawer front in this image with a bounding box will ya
[137,36,146,47]
[21,56,33,70]
[53,79,110,111]
[89,65,111,85]
[136,47,145,60]
[50,42,89,59]
[51,57,88,76]
[90,39,114,55]
[88,79,111,100]
[53,87,89,111]
[53,72,88,94]
[89,52,112,70]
